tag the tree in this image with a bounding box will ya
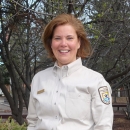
[0,0,45,124]
[83,0,130,88]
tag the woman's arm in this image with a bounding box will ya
[26,92,38,130]
[91,77,113,130]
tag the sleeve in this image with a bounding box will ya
[26,79,38,130]
[91,77,113,130]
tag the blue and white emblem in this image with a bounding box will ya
[98,86,110,105]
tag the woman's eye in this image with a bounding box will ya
[67,37,73,40]
[54,37,60,40]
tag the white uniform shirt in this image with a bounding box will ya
[27,58,113,130]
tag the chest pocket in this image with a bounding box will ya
[65,92,91,119]
[35,90,53,117]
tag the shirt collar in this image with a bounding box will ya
[53,58,82,78]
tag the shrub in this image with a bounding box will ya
[0,117,27,130]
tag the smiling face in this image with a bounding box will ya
[51,24,80,67]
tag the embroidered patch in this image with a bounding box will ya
[98,86,110,105]
[37,89,44,94]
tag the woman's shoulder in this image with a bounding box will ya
[82,66,103,78]
[33,67,53,79]
[30,67,54,91]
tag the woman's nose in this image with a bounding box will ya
[60,39,67,46]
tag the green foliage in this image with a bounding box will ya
[0,117,27,130]
[109,38,115,43]
[94,35,99,40]
[97,12,104,18]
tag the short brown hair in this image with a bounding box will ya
[42,13,91,60]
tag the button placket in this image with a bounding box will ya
[54,78,60,106]
[52,67,62,128]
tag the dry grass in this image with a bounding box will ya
[113,118,130,130]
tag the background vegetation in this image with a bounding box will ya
[0,117,27,129]
[0,0,130,124]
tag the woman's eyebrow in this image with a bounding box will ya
[53,35,61,37]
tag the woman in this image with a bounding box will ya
[27,13,113,130]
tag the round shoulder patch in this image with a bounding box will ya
[98,86,110,105]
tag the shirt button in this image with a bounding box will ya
[56,91,58,93]
[54,102,56,105]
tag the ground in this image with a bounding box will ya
[113,97,130,130]
[113,117,130,130]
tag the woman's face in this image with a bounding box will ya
[51,24,80,67]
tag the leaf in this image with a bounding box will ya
[94,35,99,39]
[109,38,115,43]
